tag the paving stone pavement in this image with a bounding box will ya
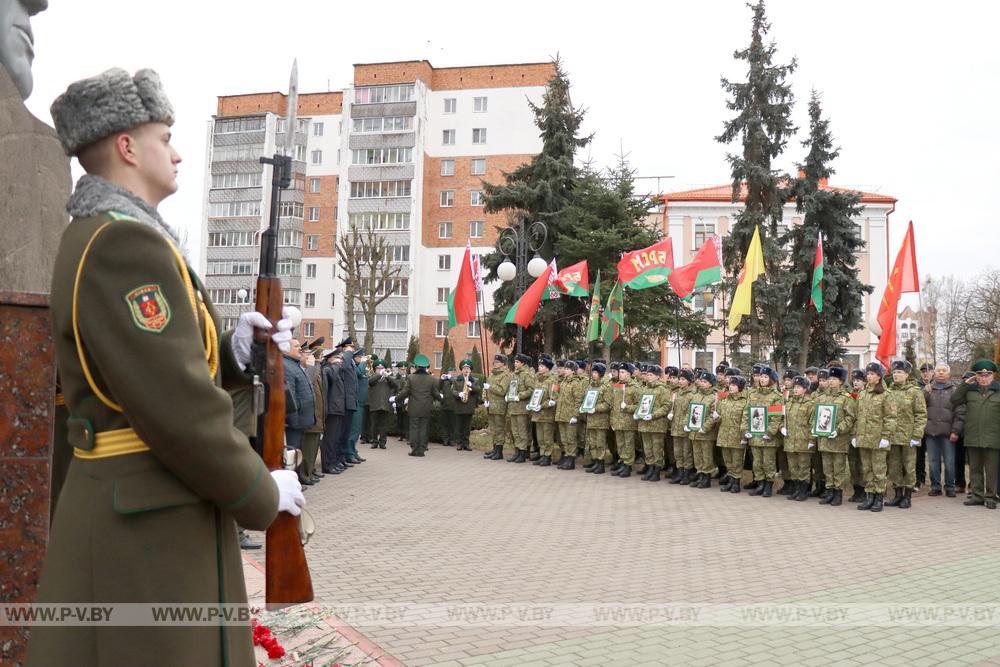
[248,438,1000,666]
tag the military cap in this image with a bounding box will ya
[865,362,885,377]
[555,359,565,368]
[761,367,780,383]
[592,362,607,376]
[817,368,830,380]
[792,375,811,390]
[621,362,635,374]
[321,348,337,359]
[647,364,663,376]
[724,367,742,378]
[890,359,913,374]
[919,363,934,372]
[609,362,621,371]
[695,368,712,382]
[51,68,176,157]
[539,352,553,361]
[665,366,680,377]
[784,367,800,380]
[395,361,406,368]
[971,359,999,373]
[751,363,765,375]
[493,353,508,363]
[354,348,367,357]
[715,361,730,374]
[962,370,976,380]
[828,366,848,382]
[851,369,866,382]
[679,369,695,382]
[338,335,355,347]
[564,360,578,371]
[539,357,555,369]
[413,353,430,368]
[805,366,820,375]
[577,359,589,368]
[515,353,533,366]
[728,375,747,391]
[373,359,387,369]
[459,359,473,369]
[693,367,706,375]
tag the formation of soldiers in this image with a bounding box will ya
[479,353,953,513]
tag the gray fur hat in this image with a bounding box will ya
[50,68,175,156]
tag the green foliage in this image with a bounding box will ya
[441,337,456,372]
[780,90,871,367]
[716,0,797,359]
[405,336,419,364]
[468,345,484,374]
[382,348,393,367]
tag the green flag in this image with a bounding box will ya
[585,270,602,342]
[446,290,457,329]
[600,280,624,346]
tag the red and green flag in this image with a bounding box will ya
[446,243,478,328]
[600,280,624,346]
[504,262,555,328]
[543,259,590,301]
[810,232,824,313]
[585,269,602,342]
[616,239,674,290]
[667,235,723,299]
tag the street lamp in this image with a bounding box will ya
[498,219,548,354]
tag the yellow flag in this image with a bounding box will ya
[728,225,766,331]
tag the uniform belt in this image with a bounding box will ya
[73,427,151,459]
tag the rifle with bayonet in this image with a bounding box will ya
[254,60,313,609]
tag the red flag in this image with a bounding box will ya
[875,221,920,367]
[451,243,478,326]
[504,264,555,328]
[668,235,723,299]
[554,260,590,296]
[617,239,674,290]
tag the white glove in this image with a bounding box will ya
[762,435,772,441]
[909,439,920,448]
[780,427,788,436]
[621,401,627,410]
[389,395,396,403]
[548,400,557,407]
[851,438,857,448]
[829,430,838,438]
[711,411,720,419]
[404,398,409,406]
[879,439,890,449]
[808,442,816,449]
[231,309,294,370]
[483,382,491,390]
[667,413,674,421]
[683,426,691,432]
[744,432,753,439]
[484,400,490,408]
[270,469,305,516]
[643,414,653,421]
[569,417,578,424]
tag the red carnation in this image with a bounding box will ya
[266,643,285,660]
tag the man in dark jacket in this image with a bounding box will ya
[952,359,1000,509]
[368,359,396,448]
[336,338,359,469]
[438,366,458,446]
[394,353,442,456]
[282,339,315,454]
[299,348,325,485]
[923,363,965,497]
[346,349,369,464]
[322,350,346,474]
[452,359,482,450]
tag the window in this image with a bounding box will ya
[276,259,301,276]
[331,293,337,307]
[435,320,448,337]
[308,206,320,222]
[208,200,261,218]
[294,145,306,162]
[356,278,408,297]
[277,201,304,218]
[207,231,258,247]
[296,119,308,133]
[693,222,716,250]
[473,96,488,113]
[304,293,315,308]
[444,98,457,113]
[213,144,265,161]
[330,322,336,337]
[310,149,322,165]
[470,190,485,206]
[471,158,486,175]
[440,190,455,207]
[351,116,412,133]
[209,288,255,305]
[389,245,410,262]
[303,322,315,338]
[215,117,266,134]
[309,178,320,193]
[469,220,484,238]
[389,278,408,296]
[434,352,443,369]
[305,263,316,278]
[206,260,257,275]
[441,160,455,176]
[353,312,408,331]
[467,321,481,337]
[306,235,319,250]
[437,287,450,304]
[313,122,324,136]
[354,84,415,104]
[276,118,287,134]
[277,230,303,248]
[472,128,486,144]
[438,221,453,239]
[438,254,451,270]
[692,292,715,317]
[350,180,412,198]
[442,129,455,146]
[211,172,263,189]
[351,147,413,165]
[694,350,715,371]
[282,289,301,306]
[349,212,410,230]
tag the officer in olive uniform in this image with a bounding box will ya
[555,361,584,469]
[506,353,536,463]
[815,366,857,506]
[669,369,697,484]
[437,366,458,446]
[530,357,559,465]
[393,353,441,456]
[451,359,481,451]
[885,359,928,508]
[484,354,513,460]
[393,362,409,440]
[29,68,304,667]
[853,363,895,512]
[702,375,749,493]
[367,359,396,449]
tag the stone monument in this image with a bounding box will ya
[0,1,70,664]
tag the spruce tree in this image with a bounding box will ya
[405,336,419,365]
[717,0,797,360]
[382,348,393,367]
[781,90,870,367]
[468,345,484,375]
[441,337,456,372]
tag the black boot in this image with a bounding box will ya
[647,466,661,482]
[696,473,711,489]
[720,476,733,492]
[506,449,519,462]
[532,454,544,465]
[870,492,884,512]
[794,481,809,501]
[669,467,684,484]
[729,478,741,494]
[538,455,552,467]
[484,445,497,459]
[886,488,904,507]
[762,481,773,497]
[513,449,527,463]
[749,480,765,496]
[528,450,540,461]
[777,480,792,496]
[592,460,605,475]
[584,459,598,472]
[857,492,875,511]
[785,480,798,500]
[830,489,843,506]
[617,465,631,478]
[638,464,650,475]
[744,480,759,491]
[810,482,826,498]
[609,461,624,475]
[663,464,676,477]
[899,488,912,509]
[819,488,835,504]
[848,485,866,503]
[492,445,505,460]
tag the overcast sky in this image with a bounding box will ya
[24,0,999,283]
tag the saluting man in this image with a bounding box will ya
[29,68,304,667]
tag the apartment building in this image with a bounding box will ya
[202,60,553,365]
[660,180,898,370]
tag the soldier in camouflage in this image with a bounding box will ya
[687,370,719,489]
[610,363,642,477]
[853,362,896,512]
[582,362,613,474]
[669,369,697,484]
[530,357,559,466]
[555,361,584,470]
[782,375,816,501]
[637,365,672,481]
[702,375,749,493]
[885,359,928,508]
[815,366,857,506]
[744,367,784,498]
[483,354,513,461]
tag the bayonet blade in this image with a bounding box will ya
[283,59,299,158]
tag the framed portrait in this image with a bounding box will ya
[634,393,656,420]
[812,404,838,437]
[526,388,545,412]
[505,379,519,402]
[687,403,706,431]
[580,388,600,414]
[748,406,767,436]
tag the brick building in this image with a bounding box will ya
[201,60,554,365]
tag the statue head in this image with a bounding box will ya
[0,0,47,100]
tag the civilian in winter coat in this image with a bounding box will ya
[951,360,1000,508]
[923,364,966,497]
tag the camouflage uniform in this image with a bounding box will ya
[702,391,748,482]
[816,388,857,490]
[637,380,671,466]
[688,386,719,476]
[506,367,536,454]
[583,380,612,462]
[886,379,929,490]
[854,385,896,494]
[554,374,583,459]
[744,387,784,483]
[783,392,816,483]
[671,385,696,471]
[486,367,513,453]
[611,378,642,466]
[530,370,558,457]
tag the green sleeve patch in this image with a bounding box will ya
[124,283,172,333]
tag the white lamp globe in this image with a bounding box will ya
[527,256,548,278]
[284,305,303,328]
[236,288,249,302]
[497,260,517,282]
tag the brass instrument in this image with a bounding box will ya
[460,373,473,402]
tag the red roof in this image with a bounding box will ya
[662,180,897,205]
